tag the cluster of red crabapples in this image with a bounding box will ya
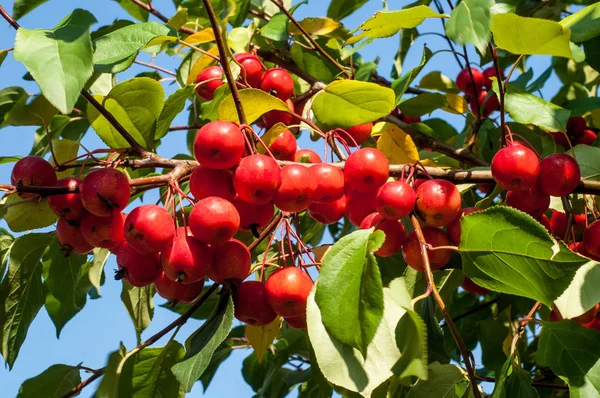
[456,66,501,117]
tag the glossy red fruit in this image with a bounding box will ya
[482,67,502,89]
[579,129,597,145]
[414,180,462,227]
[505,186,550,219]
[402,227,452,272]
[265,267,313,318]
[470,90,499,116]
[538,154,581,197]
[340,122,373,147]
[80,211,126,249]
[308,195,347,224]
[310,164,345,203]
[447,207,483,246]
[260,68,294,100]
[189,167,236,201]
[273,165,316,212]
[583,220,600,258]
[195,66,224,100]
[491,142,540,191]
[194,121,245,170]
[116,242,161,287]
[80,168,130,217]
[461,277,489,295]
[268,129,297,161]
[538,214,552,233]
[456,68,484,95]
[234,199,274,231]
[566,116,587,137]
[285,316,307,329]
[344,148,389,193]
[233,154,282,204]
[189,197,240,244]
[48,178,84,220]
[550,211,586,240]
[262,98,294,128]
[551,132,571,148]
[154,272,205,303]
[11,156,57,197]
[234,281,278,326]
[398,113,421,124]
[573,304,600,325]
[208,239,251,284]
[294,149,322,164]
[360,213,406,257]
[235,53,263,88]
[376,180,416,220]
[161,229,213,284]
[56,218,94,254]
[346,189,377,226]
[124,204,175,255]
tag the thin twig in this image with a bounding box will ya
[134,60,177,77]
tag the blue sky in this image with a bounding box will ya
[0,0,561,396]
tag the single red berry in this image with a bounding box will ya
[56,218,94,254]
[538,214,551,234]
[538,154,581,197]
[402,227,452,272]
[344,148,389,193]
[583,220,600,258]
[461,277,489,295]
[566,116,587,137]
[477,183,494,194]
[11,156,57,198]
[360,213,406,257]
[310,164,345,203]
[262,98,294,128]
[551,132,571,149]
[414,180,462,227]
[189,197,240,244]
[79,168,130,217]
[294,149,322,164]
[308,195,347,224]
[549,306,562,322]
[470,90,499,116]
[189,167,236,201]
[80,211,125,250]
[234,198,274,231]
[446,207,483,246]
[195,66,224,100]
[482,67,502,89]
[339,122,373,147]
[260,68,294,100]
[491,142,540,191]
[233,154,282,204]
[285,316,307,329]
[397,112,421,124]
[376,180,416,220]
[578,129,597,145]
[268,128,297,161]
[194,121,245,170]
[124,204,175,255]
[208,239,251,284]
[273,164,316,212]
[234,281,278,326]
[161,228,213,284]
[48,178,84,220]
[154,271,205,303]
[234,53,263,88]
[456,68,484,95]
[116,242,161,287]
[265,267,313,318]
[505,186,550,219]
[346,189,377,226]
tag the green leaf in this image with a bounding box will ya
[95,343,135,398]
[491,13,572,58]
[14,9,97,114]
[419,296,450,364]
[327,0,368,21]
[17,364,81,398]
[406,362,471,398]
[46,245,87,308]
[394,309,428,379]
[1,233,53,368]
[156,86,194,139]
[0,228,14,283]
[290,43,337,83]
[50,139,79,179]
[115,0,149,22]
[1,195,59,233]
[308,283,420,396]
[445,0,493,54]
[0,50,8,68]
[288,17,341,36]
[172,292,234,392]
[555,259,600,320]
[130,341,185,398]
[88,77,164,149]
[393,46,433,103]
[537,320,600,397]
[89,248,110,298]
[345,6,446,46]
[121,281,155,343]
[4,93,58,128]
[397,92,462,116]
[315,229,385,353]
[312,80,395,128]
[93,22,174,73]
[583,36,600,73]
[572,144,600,181]
[0,87,28,128]
[560,3,600,43]
[418,71,459,93]
[493,80,570,132]
[260,13,289,41]
[168,8,189,30]
[478,318,509,371]
[459,207,589,307]
[564,97,600,116]
[492,359,540,398]
[218,88,289,124]
[13,0,49,20]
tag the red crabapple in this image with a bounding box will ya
[194,121,245,170]
[79,168,130,217]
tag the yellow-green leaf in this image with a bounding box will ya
[559,3,600,43]
[443,93,468,114]
[1,195,58,232]
[218,89,290,124]
[491,13,572,58]
[245,317,282,363]
[345,6,447,46]
[288,17,341,36]
[187,45,219,84]
[181,28,216,47]
[418,71,459,93]
[50,139,79,179]
[375,122,420,165]
[257,123,288,155]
